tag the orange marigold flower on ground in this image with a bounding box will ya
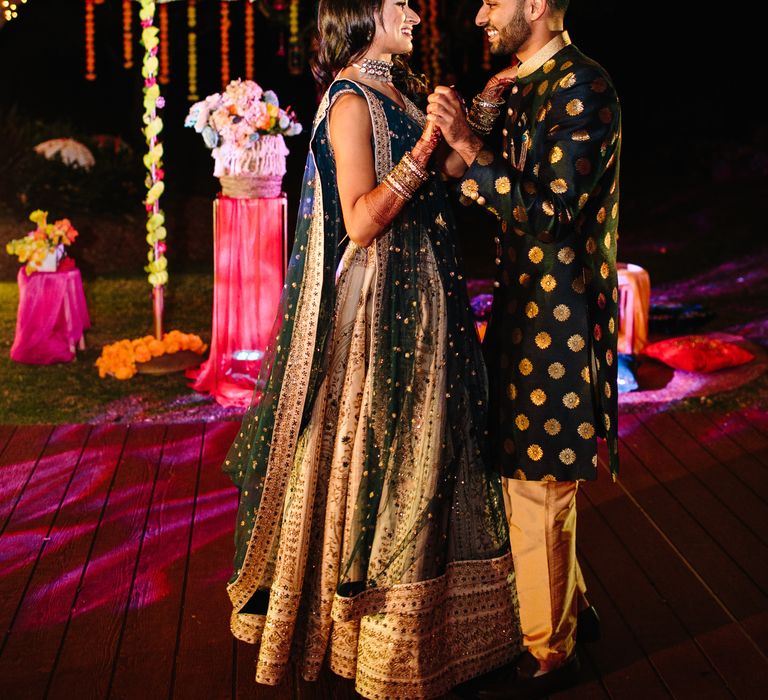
[134,345,151,363]
[148,339,165,357]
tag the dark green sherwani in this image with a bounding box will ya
[461,32,621,482]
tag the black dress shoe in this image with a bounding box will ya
[576,605,601,643]
[459,652,581,700]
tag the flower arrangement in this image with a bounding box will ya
[6,210,78,275]
[96,330,208,380]
[185,79,302,178]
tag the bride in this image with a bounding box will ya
[223,1,521,697]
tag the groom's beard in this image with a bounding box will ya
[490,5,531,55]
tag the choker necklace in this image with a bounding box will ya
[352,58,393,83]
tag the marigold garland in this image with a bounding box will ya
[122,0,133,69]
[139,1,169,299]
[96,331,207,380]
[158,1,170,85]
[85,0,96,81]
[428,0,441,85]
[419,0,430,82]
[244,0,255,81]
[220,0,230,89]
[287,0,301,75]
[187,0,198,101]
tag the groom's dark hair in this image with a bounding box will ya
[548,0,570,12]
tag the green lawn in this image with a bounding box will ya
[0,273,217,424]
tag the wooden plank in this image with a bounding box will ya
[171,421,239,700]
[741,406,768,439]
[578,470,733,699]
[587,441,768,691]
[741,610,768,657]
[108,423,204,700]
[573,539,672,699]
[0,424,128,700]
[672,411,768,505]
[0,425,16,459]
[636,411,768,545]
[46,423,165,700]
[236,640,295,699]
[695,622,768,699]
[620,414,768,616]
[0,425,90,653]
[709,410,768,469]
[0,425,53,533]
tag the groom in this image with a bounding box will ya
[427,1,620,696]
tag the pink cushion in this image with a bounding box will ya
[642,335,754,373]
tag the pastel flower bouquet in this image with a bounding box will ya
[185,79,302,197]
[6,210,79,274]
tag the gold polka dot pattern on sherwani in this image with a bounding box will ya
[458,37,621,481]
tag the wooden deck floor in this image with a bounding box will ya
[0,409,766,699]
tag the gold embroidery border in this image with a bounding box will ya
[331,551,515,620]
[518,31,571,79]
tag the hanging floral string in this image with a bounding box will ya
[273,0,286,57]
[187,0,198,101]
[158,0,170,85]
[428,0,441,85]
[287,0,301,75]
[244,0,255,80]
[122,0,133,69]
[220,0,230,89]
[419,0,430,83]
[85,0,96,81]
[482,30,491,71]
[139,0,168,337]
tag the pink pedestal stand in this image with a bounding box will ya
[187,194,287,407]
[11,267,91,365]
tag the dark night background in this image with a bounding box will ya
[0,1,763,283]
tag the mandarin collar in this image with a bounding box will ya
[517,31,571,81]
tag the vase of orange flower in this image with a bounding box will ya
[6,210,78,274]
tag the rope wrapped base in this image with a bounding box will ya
[219,174,283,199]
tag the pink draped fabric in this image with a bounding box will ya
[11,267,91,365]
[187,194,286,407]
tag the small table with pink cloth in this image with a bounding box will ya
[617,262,651,355]
[11,267,91,364]
[187,193,287,407]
